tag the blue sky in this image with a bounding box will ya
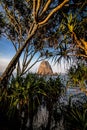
[0,36,71,74]
[0,37,16,58]
[0,37,16,72]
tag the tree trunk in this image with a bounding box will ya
[0,23,38,86]
[29,97,33,130]
[0,0,69,86]
[46,102,53,130]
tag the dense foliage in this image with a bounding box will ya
[63,103,87,130]
[0,73,64,130]
[67,63,87,92]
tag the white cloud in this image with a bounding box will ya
[0,57,11,73]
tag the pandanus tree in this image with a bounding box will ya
[0,12,5,36]
[43,76,64,130]
[1,73,47,130]
[0,0,69,86]
[35,0,87,68]
[55,0,87,59]
[67,62,87,93]
[0,73,64,130]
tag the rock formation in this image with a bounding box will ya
[37,61,53,75]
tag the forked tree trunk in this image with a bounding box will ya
[0,23,38,86]
[0,0,69,86]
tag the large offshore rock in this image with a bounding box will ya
[37,61,53,75]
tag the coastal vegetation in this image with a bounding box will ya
[0,73,64,130]
[0,0,87,129]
